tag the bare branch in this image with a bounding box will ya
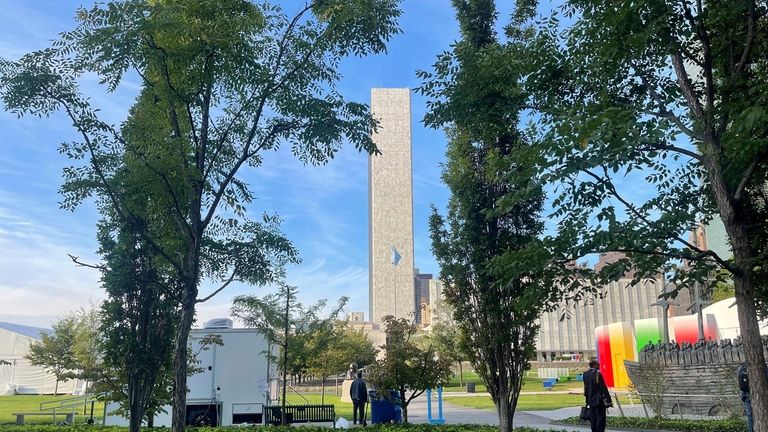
[68,254,106,270]
[196,268,239,303]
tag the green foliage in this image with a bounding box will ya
[418,2,548,431]
[231,285,347,376]
[95,211,179,429]
[366,316,454,424]
[25,317,78,395]
[557,415,748,432]
[428,0,768,427]
[305,323,378,400]
[502,0,768,299]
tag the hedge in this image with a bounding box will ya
[556,415,748,432]
[0,425,571,432]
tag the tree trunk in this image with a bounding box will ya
[171,294,196,432]
[281,291,290,426]
[321,377,326,404]
[54,379,59,397]
[400,388,408,423]
[706,153,768,431]
[458,362,464,389]
[128,374,142,432]
[733,256,768,431]
[497,396,513,432]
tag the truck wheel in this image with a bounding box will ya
[189,409,216,426]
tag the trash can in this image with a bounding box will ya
[466,382,476,393]
[369,390,402,424]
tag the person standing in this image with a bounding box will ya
[350,371,368,426]
[584,359,612,432]
[737,362,768,432]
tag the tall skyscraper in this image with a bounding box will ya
[369,88,415,323]
[414,270,432,325]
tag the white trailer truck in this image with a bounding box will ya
[104,320,275,427]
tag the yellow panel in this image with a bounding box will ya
[608,322,633,388]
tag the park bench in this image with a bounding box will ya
[263,404,336,427]
[13,412,76,425]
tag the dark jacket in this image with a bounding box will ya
[350,378,368,402]
[584,368,610,407]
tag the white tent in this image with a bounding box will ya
[0,322,82,395]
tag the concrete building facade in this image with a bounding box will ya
[369,88,415,323]
[535,253,666,361]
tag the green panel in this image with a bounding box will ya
[634,318,661,353]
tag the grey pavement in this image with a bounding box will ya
[398,393,663,432]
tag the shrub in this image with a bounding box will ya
[557,415,748,432]
[0,425,571,432]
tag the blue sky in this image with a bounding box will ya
[0,1,528,327]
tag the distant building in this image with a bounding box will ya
[535,253,667,361]
[414,270,432,325]
[0,322,84,395]
[425,279,447,327]
[348,312,366,323]
[369,88,415,323]
[705,216,732,260]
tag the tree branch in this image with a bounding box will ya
[734,149,768,201]
[636,142,702,162]
[196,268,239,303]
[670,49,704,121]
[68,254,106,271]
[52,95,184,274]
[578,165,736,273]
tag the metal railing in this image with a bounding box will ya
[39,392,104,412]
[617,392,742,419]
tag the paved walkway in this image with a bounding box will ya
[397,393,663,432]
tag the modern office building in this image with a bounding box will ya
[535,253,667,361]
[704,216,732,260]
[369,88,416,323]
[414,270,432,325]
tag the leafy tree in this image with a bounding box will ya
[418,1,549,430]
[96,213,180,432]
[305,322,378,402]
[70,305,102,390]
[26,317,78,395]
[0,1,401,430]
[366,316,453,423]
[425,313,467,388]
[231,285,347,420]
[486,0,768,427]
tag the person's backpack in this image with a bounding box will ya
[738,365,750,393]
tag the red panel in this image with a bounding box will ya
[595,326,614,387]
[673,315,700,344]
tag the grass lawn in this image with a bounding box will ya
[285,393,354,420]
[445,393,632,411]
[444,371,583,393]
[0,395,104,425]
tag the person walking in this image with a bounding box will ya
[350,370,368,426]
[584,359,612,432]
